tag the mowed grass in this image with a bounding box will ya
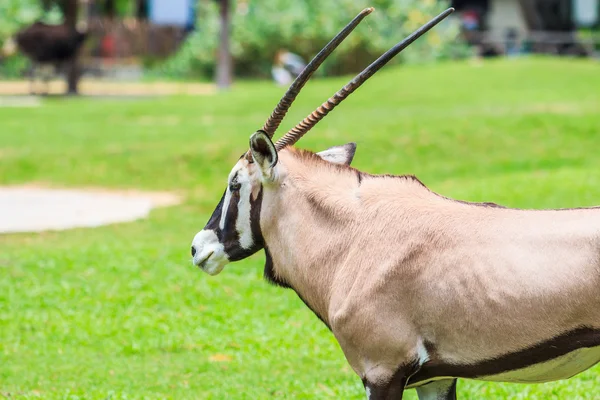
[1,57,599,399]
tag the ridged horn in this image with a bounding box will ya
[245,7,373,162]
[274,7,455,151]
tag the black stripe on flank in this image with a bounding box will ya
[408,327,600,386]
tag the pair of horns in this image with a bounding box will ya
[246,6,455,161]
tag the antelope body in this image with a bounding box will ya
[190,8,600,399]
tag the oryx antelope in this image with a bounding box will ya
[190,7,600,399]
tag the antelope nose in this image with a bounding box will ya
[191,246,197,257]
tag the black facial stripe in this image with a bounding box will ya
[226,185,264,261]
[225,188,240,230]
[204,189,226,239]
[228,171,240,191]
[202,182,265,262]
[221,187,242,254]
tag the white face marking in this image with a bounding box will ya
[365,386,371,400]
[235,167,254,249]
[219,188,232,231]
[219,163,235,233]
[219,161,255,249]
[191,229,229,275]
[219,162,244,231]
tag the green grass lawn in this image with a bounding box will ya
[1,57,599,399]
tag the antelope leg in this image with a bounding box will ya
[363,363,417,400]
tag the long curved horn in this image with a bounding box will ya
[245,7,373,162]
[261,7,374,138]
[275,7,455,151]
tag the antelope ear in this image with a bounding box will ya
[316,143,356,165]
[249,131,278,177]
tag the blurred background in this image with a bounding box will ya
[1,0,599,93]
[1,1,600,399]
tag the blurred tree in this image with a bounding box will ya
[63,0,80,94]
[39,0,78,25]
[103,0,116,19]
[135,0,148,20]
[154,0,465,81]
[215,0,232,89]
[39,0,81,94]
[0,0,40,78]
[98,0,147,19]
[0,0,41,47]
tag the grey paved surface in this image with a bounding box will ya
[0,187,179,234]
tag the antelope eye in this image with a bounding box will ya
[229,182,241,191]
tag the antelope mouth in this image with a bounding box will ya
[195,251,214,270]
[191,230,228,276]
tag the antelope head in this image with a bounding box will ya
[191,7,454,276]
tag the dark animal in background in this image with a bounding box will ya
[15,21,87,95]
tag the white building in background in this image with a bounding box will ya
[573,0,600,26]
[450,0,600,55]
[148,0,195,28]
[485,0,529,40]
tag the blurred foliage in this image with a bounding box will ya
[577,28,600,52]
[152,0,467,79]
[0,0,42,44]
[103,0,145,17]
[0,53,29,79]
[0,0,64,44]
[0,0,63,78]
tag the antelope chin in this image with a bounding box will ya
[199,258,226,276]
[194,250,228,275]
[194,251,227,276]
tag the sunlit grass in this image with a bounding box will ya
[1,57,599,399]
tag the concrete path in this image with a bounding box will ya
[0,80,215,97]
[0,186,180,234]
